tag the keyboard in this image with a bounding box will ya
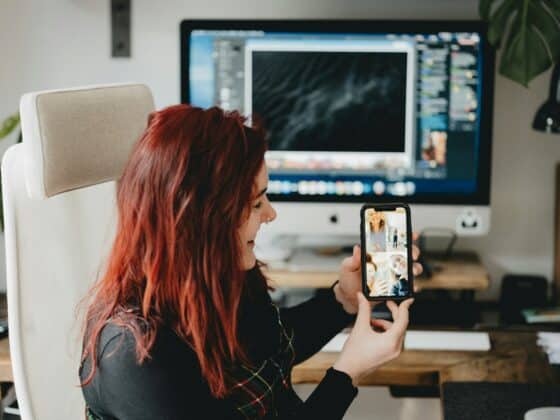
[322,330,491,352]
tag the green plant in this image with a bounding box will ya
[0,112,22,231]
[0,113,20,142]
[480,0,560,87]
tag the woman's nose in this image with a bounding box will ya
[264,203,277,223]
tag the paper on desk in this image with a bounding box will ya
[537,332,560,364]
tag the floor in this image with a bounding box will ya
[294,384,441,420]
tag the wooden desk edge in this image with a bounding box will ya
[0,338,12,382]
[291,332,556,387]
[266,270,489,291]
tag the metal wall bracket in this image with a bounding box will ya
[111,0,131,57]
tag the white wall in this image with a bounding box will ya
[1,0,558,298]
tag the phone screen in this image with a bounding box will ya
[362,205,412,300]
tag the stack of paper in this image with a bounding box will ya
[523,307,560,323]
[536,332,560,364]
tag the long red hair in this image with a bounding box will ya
[81,104,268,397]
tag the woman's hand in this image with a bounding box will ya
[334,245,362,315]
[336,238,423,314]
[333,292,413,385]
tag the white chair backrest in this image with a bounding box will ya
[2,83,154,420]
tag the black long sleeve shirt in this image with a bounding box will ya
[80,284,357,419]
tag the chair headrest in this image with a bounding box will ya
[19,83,155,199]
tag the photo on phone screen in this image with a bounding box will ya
[361,204,413,300]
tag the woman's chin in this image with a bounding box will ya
[241,254,257,271]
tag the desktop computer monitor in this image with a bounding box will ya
[180,20,495,240]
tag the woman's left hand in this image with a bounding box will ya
[335,236,424,315]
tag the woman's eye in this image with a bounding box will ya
[254,201,263,209]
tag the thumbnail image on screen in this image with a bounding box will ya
[363,207,409,298]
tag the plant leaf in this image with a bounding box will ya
[479,0,495,21]
[0,113,20,139]
[542,0,560,22]
[530,1,560,63]
[500,13,552,87]
[488,0,518,46]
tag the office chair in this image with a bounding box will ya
[2,83,155,420]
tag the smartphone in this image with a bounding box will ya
[360,203,414,301]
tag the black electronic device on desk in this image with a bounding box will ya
[500,274,549,325]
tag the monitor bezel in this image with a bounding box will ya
[180,19,494,206]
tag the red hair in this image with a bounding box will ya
[81,104,268,397]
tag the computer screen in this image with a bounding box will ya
[181,20,494,209]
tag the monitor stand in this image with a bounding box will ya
[255,234,358,270]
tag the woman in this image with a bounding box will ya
[80,104,421,419]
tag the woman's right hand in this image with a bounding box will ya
[332,292,413,385]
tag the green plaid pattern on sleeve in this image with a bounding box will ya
[84,304,297,420]
[230,305,296,419]
[85,406,101,420]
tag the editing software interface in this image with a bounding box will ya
[187,27,485,200]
